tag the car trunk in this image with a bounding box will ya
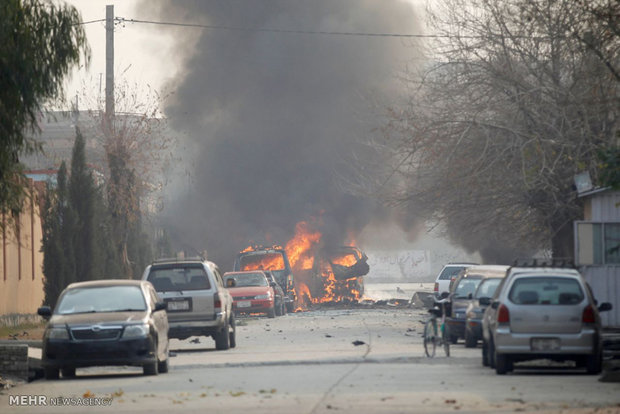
[160,290,215,321]
[509,304,584,334]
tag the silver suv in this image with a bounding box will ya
[142,258,236,350]
[482,265,612,375]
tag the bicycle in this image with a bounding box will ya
[423,295,450,357]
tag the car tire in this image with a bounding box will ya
[281,302,287,315]
[275,300,282,316]
[488,338,496,369]
[450,334,459,345]
[286,302,295,313]
[158,348,169,374]
[143,360,158,376]
[464,328,477,348]
[61,367,76,378]
[495,352,512,375]
[267,306,276,319]
[585,351,602,375]
[229,314,237,349]
[44,367,59,380]
[482,339,489,367]
[215,320,231,350]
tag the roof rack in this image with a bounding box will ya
[153,255,205,263]
[511,258,576,268]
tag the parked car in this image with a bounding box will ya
[142,257,236,350]
[37,280,169,379]
[463,265,509,348]
[264,270,287,316]
[445,267,487,343]
[223,271,277,318]
[433,263,477,297]
[482,265,613,375]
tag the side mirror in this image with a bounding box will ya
[270,282,277,288]
[479,297,491,306]
[598,302,613,312]
[154,301,167,312]
[491,301,499,310]
[37,306,52,320]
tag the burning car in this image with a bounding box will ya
[233,229,369,309]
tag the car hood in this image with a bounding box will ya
[228,286,271,297]
[48,311,149,327]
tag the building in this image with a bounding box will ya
[574,187,620,327]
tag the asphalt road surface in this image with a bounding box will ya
[1,288,619,413]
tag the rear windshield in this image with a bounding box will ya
[224,272,268,287]
[454,276,482,298]
[508,277,584,305]
[474,278,502,299]
[438,266,466,280]
[148,264,211,291]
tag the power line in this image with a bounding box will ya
[114,17,449,39]
[80,18,106,25]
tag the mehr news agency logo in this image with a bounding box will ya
[9,395,113,407]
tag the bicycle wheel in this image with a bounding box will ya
[441,323,450,357]
[423,319,437,357]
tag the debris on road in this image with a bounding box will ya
[352,340,365,346]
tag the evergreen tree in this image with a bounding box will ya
[41,162,76,307]
[68,128,101,281]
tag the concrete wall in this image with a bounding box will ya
[0,187,45,316]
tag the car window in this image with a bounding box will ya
[240,252,285,271]
[224,273,268,287]
[474,278,502,299]
[438,266,466,280]
[148,264,211,291]
[508,277,584,305]
[57,286,147,314]
[453,277,481,298]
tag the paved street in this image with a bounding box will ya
[1,294,619,414]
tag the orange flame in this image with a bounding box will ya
[285,222,321,270]
[331,253,357,267]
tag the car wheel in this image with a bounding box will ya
[267,306,276,319]
[488,338,496,369]
[61,367,76,378]
[464,328,477,348]
[158,347,169,374]
[482,339,489,367]
[229,314,237,349]
[585,351,602,375]
[215,320,231,350]
[281,302,287,315]
[495,352,512,375]
[44,367,59,380]
[275,300,282,316]
[450,334,459,345]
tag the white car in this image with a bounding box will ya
[433,263,477,296]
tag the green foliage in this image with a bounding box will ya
[598,142,620,190]
[0,0,89,217]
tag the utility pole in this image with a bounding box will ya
[105,5,114,123]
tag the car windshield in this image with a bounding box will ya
[148,264,211,291]
[57,286,146,315]
[454,277,482,298]
[239,252,285,271]
[225,273,268,287]
[438,266,466,280]
[508,277,584,305]
[474,278,502,299]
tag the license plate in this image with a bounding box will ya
[168,300,190,311]
[237,301,251,308]
[531,338,560,351]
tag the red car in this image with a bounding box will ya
[223,271,276,318]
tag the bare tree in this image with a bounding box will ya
[354,0,619,261]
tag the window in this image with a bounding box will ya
[438,266,466,280]
[575,222,620,265]
[508,277,584,305]
[474,278,502,299]
[148,264,211,291]
[454,277,482,298]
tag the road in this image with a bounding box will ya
[1,285,619,413]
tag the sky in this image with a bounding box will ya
[60,0,481,269]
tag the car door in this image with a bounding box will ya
[147,285,168,359]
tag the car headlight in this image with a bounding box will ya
[254,293,271,300]
[45,327,69,340]
[122,324,149,339]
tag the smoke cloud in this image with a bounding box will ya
[143,1,421,269]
